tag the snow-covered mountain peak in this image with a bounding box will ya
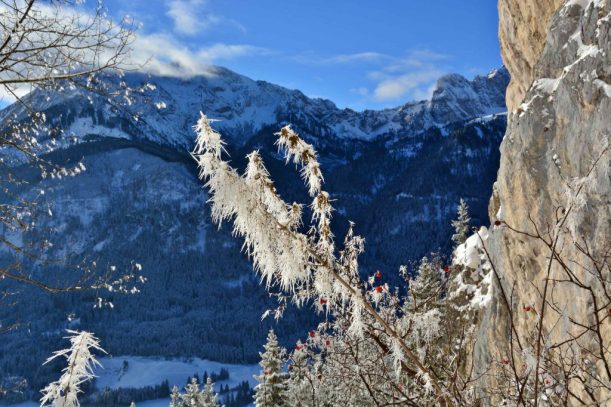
[2,65,509,149]
[425,67,509,125]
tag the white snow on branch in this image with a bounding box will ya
[40,330,106,407]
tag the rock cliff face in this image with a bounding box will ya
[498,0,564,111]
[479,0,610,403]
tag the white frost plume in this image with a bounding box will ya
[192,113,311,292]
[40,330,106,407]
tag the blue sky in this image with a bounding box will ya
[107,0,502,110]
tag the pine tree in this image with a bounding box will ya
[254,330,288,407]
[182,377,203,406]
[451,198,471,246]
[286,344,316,406]
[410,256,443,310]
[171,377,223,407]
[201,378,222,407]
[170,386,181,407]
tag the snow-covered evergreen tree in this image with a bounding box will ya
[170,377,222,407]
[201,378,222,407]
[254,330,288,407]
[40,330,106,407]
[182,377,203,406]
[170,386,181,407]
[410,256,443,310]
[285,342,313,407]
[451,198,471,246]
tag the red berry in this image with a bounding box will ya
[544,378,551,385]
[319,298,327,305]
[296,344,303,351]
[288,364,293,370]
[374,286,383,293]
[501,357,510,365]
[443,266,450,273]
[494,220,502,226]
[309,330,316,338]
[375,271,382,279]
[523,305,532,312]
[325,340,331,346]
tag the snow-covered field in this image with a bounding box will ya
[10,356,258,406]
[11,398,234,407]
[94,355,259,390]
[132,399,173,407]
[10,397,201,407]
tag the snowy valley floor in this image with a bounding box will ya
[11,356,258,407]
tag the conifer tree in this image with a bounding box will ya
[171,377,223,407]
[182,377,203,406]
[410,256,443,310]
[451,198,471,246]
[254,330,288,407]
[170,386,181,407]
[201,378,222,407]
[286,343,318,407]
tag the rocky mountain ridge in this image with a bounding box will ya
[1,65,508,149]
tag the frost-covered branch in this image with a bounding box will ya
[40,330,105,407]
[0,0,145,306]
[192,113,456,406]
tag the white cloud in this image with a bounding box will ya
[411,83,439,101]
[0,1,261,104]
[131,33,269,77]
[196,43,269,61]
[0,83,35,106]
[350,87,369,97]
[167,0,206,35]
[293,48,448,103]
[373,70,442,101]
[294,51,389,65]
[367,50,448,102]
[166,0,245,36]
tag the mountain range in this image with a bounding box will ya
[0,65,509,395]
